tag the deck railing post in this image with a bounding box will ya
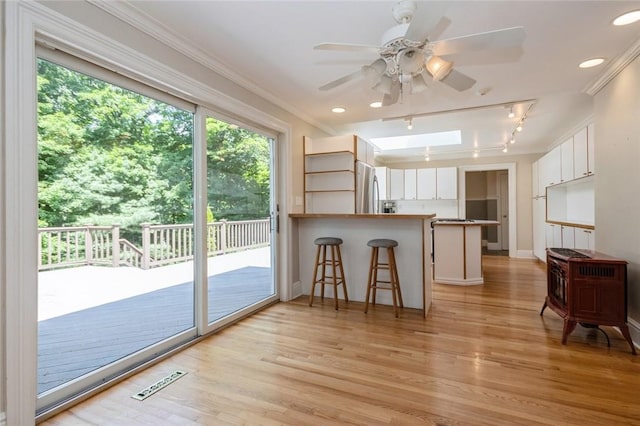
[142,223,151,270]
[85,226,93,266]
[221,220,227,254]
[112,225,120,267]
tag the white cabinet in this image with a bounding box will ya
[436,167,458,199]
[539,146,561,187]
[560,137,574,183]
[574,228,595,251]
[588,123,595,175]
[532,196,547,261]
[416,168,436,199]
[375,167,388,200]
[388,169,404,200]
[561,225,575,249]
[404,169,417,200]
[573,126,594,178]
[532,160,539,198]
[546,223,563,248]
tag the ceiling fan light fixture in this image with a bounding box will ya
[410,73,429,94]
[399,48,425,74]
[373,75,394,95]
[613,10,640,26]
[425,56,453,81]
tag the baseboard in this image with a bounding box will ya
[291,280,302,299]
[626,317,640,350]
[516,250,536,259]
[487,242,500,250]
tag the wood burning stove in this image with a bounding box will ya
[540,248,636,355]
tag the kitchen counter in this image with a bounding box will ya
[431,219,500,285]
[290,213,436,317]
[290,213,436,219]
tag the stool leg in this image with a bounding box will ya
[364,246,376,314]
[320,244,326,300]
[387,247,399,317]
[371,247,379,305]
[331,245,339,310]
[389,247,403,309]
[309,244,321,307]
[335,244,348,303]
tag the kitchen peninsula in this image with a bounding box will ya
[432,219,500,285]
[290,213,436,317]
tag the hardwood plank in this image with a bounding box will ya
[40,256,640,425]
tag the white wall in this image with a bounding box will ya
[594,53,640,341]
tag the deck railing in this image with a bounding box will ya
[38,218,270,270]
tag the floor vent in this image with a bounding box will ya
[132,370,187,401]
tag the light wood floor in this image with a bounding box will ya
[41,256,640,425]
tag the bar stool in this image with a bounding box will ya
[364,238,403,317]
[309,237,348,310]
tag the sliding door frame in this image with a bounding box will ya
[3,2,293,423]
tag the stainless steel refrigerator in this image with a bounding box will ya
[355,161,379,213]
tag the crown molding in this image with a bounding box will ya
[583,37,640,96]
[87,0,335,135]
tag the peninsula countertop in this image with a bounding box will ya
[289,213,437,219]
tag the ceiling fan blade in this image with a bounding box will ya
[439,69,476,92]
[382,81,401,106]
[431,26,526,57]
[314,42,381,53]
[318,69,364,91]
[405,4,449,42]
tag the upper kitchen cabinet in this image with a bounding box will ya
[375,167,388,200]
[404,169,417,200]
[539,145,561,188]
[573,125,595,178]
[560,137,574,183]
[435,167,458,200]
[388,168,404,200]
[416,168,437,200]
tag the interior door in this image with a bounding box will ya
[498,171,509,250]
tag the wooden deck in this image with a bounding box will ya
[38,248,273,394]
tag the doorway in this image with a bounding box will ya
[459,164,516,257]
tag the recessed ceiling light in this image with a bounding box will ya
[579,58,605,68]
[331,107,346,113]
[370,101,382,108]
[613,10,640,26]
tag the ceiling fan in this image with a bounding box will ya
[315,0,526,106]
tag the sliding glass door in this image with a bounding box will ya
[203,113,277,328]
[36,55,279,414]
[36,56,198,411]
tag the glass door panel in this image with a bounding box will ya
[205,116,276,324]
[37,58,196,409]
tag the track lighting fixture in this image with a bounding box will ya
[502,145,508,153]
[516,122,523,132]
[407,117,413,130]
[473,151,479,158]
[510,136,515,144]
[508,106,515,119]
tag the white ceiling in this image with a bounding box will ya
[111,1,640,162]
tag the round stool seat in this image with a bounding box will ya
[314,237,343,246]
[367,238,398,248]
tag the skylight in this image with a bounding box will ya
[370,130,462,152]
